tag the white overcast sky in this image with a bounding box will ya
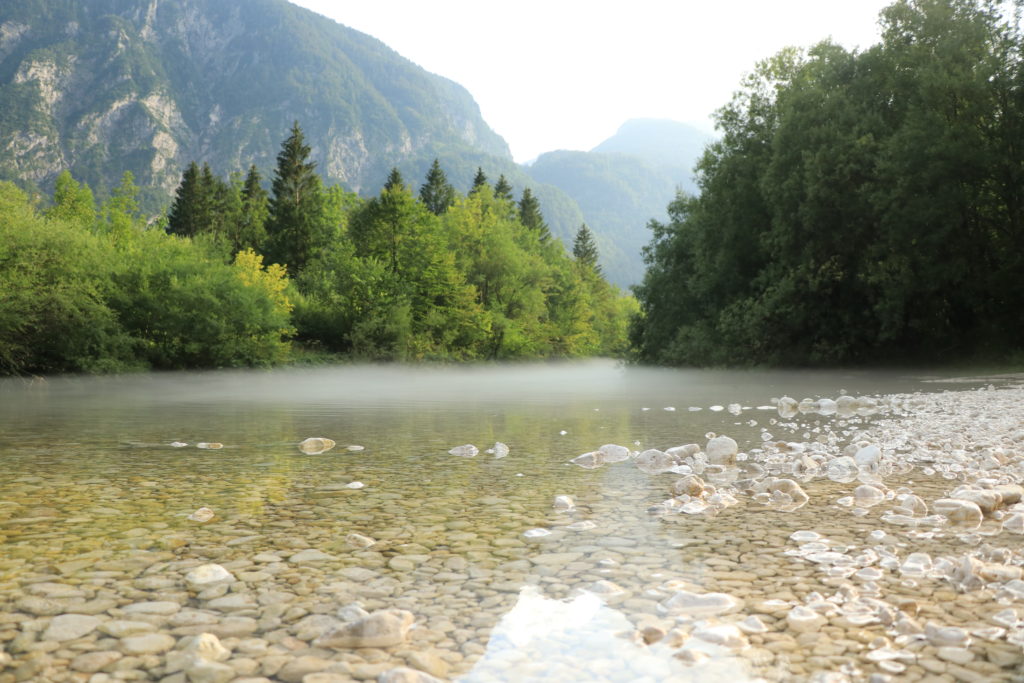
[289,0,894,162]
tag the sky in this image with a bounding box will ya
[289,0,894,163]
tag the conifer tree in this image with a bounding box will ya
[266,121,326,276]
[518,187,550,242]
[419,159,456,215]
[493,175,514,202]
[470,167,488,194]
[573,223,601,274]
[237,164,269,252]
[384,167,406,192]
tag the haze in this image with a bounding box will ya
[289,0,893,162]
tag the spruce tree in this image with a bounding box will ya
[493,175,514,202]
[419,158,456,215]
[573,223,601,274]
[237,164,269,253]
[167,162,204,237]
[470,167,488,194]
[384,167,406,192]
[518,187,551,242]
[266,121,326,276]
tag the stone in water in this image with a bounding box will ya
[705,435,738,466]
[196,442,223,449]
[570,451,605,469]
[448,444,478,457]
[552,495,575,512]
[187,507,215,523]
[299,437,336,455]
[314,609,414,649]
[598,444,631,462]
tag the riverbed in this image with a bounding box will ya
[0,362,1022,681]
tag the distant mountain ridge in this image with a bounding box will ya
[525,119,713,286]
[0,0,510,203]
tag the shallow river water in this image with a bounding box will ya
[1,361,1023,682]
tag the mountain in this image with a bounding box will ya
[525,119,713,287]
[0,0,512,205]
[592,118,712,170]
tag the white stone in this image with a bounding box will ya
[705,435,738,466]
[448,444,478,457]
[288,549,333,564]
[42,614,102,641]
[787,606,826,632]
[659,590,742,616]
[184,632,231,662]
[298,437,336,455]
[185,565,234,590]
[187,507,215,523]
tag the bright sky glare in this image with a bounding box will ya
[289,0,894,162]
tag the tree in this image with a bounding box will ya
[572,223,601,273]
[266,121,327,276]
[46,170,96,228]
[419,159,456,215]
[518,187,551,242]
[167,162,204,238]
[470,167,488,194]
[384,167,406,192]
[494,175,514,202]
[236,165,269,253]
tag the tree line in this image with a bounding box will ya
[632,0,1024,366]
[0,123,635,375]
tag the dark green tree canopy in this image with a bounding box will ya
[573,223,601,273]
[470,167,488,194]
[518,187,551,242]
[419,159,456,215]
[632,0,1024,366]
[493,174,514,202]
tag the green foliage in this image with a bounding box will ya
[45,170,95,228]
[573,224,601,274]
[633,0,1024,366]
[0,180,294,375]
[518,187,551,242]
[266,121,328,276]
[419,159,456,215]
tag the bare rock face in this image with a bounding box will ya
[313,609,414,649]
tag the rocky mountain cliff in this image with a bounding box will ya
[0,0,510,204]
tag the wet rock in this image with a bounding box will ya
[188,507,215,523]
[552,495,575,512]
[671,474,706,497]
[41,613,102,641]
[288,549,333,564]
[185,659,236,683]
[933,498,984,526]
[570,452,604,469]
[787,606,826,633]
[69,650,122,673]
[447,444,478,457]
[183,633,231,662]
[119,632,175,655]
[691,623,748,650]
[185,564,234,590]
[345,533,376,548]
[705,435,738,466]
[659,590,742,617]
[196,442,223,449]
[634,449,676,474]
[489,441,510,458]
[378,666,445,683]
[853,485,886,508]
[598,444,631,462]
[299,437,336,455]
[313,609,414,649]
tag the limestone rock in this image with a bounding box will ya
[705,436,738,466]
[185,564,234,590]
[313,609,414,649]
[299,437,336,455]
[42,613,102,641]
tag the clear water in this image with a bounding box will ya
[0,361,1010,681]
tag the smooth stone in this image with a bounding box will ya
[70,650,122,673]
[122,601,182,615]
[706,435,739,466]
[298,437,336,455]
[659,590,742,616]
[378,667,445,683]
[276,655,337,682]
[119,632,176,655]
[314,609,414,649]
[936,646,974,664]
[288,549,333,564]
[185,565,234,590]
[185,660,236,683]
[42,613,102,641]
[99,620,157,637]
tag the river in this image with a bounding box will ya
[0,361,1021,681]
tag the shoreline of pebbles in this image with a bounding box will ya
[2,378,1024,681]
